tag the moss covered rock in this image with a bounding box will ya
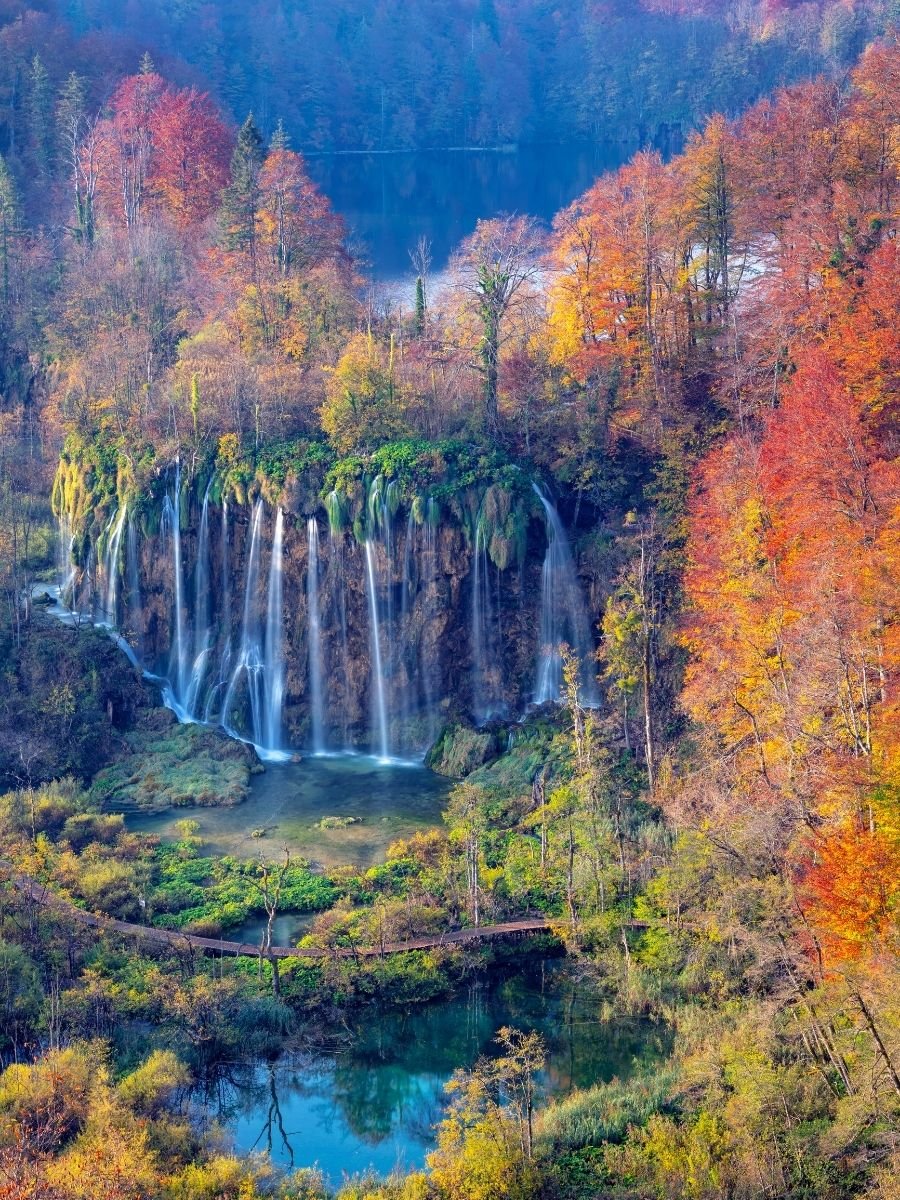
[426,722,502,777]
[89,716,258,812]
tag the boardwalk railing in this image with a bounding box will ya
[0,860,558,960]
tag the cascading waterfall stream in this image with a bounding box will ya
[161,470,190,705]
[331,528,352,750]
[263,507,285,755]
[54,462,600,764]
[533,482,598,705]
[102,506,127,626]
[364,539,390,761]
[306,516,325,754]
[222,499,265,745]
[183,484,212,716]
[205,500,233,722]
[125,518,142,655]
[58,514,76,605]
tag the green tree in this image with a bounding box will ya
[0,154,18,310]
[444,783,488,927]
[601,521,659,791]
[0,942,42,1052]
[221,113,265,262]
[26,55,53,178]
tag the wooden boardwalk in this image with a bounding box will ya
[0,860,558,960]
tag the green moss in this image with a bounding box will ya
[324,438,535,555]
[89,718,257,812]
[426,722,503,777]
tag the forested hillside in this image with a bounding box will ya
[0,0,897,156]
[0,2,897,1197]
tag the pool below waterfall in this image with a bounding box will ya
[127,754,452,869]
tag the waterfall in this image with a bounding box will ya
[125,518,142,655]
[58,514,76,606]
[306,516,325,753]
[102,506,127,626]
[205,500,233,722]
[365,539,390,761]
[332,530,352,749]
[183,484,212,716]
[363,474,403,758]
[325,494,353,749]
[263,507,285,754]
[420,498,440,743]
[533,482,598,705]
[161,469,190,705]
[79,543,96,616]
[222,499,265,744]
[220,501,286,759]
[470,516,503,723]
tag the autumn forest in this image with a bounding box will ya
[0,1,897,1199]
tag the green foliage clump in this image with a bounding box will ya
[536,1071,675,1155]
[150,844,338,934]
[52,431,158,561]
[426,723,503,778]
[325,438,535,560]
[215,435,334,508]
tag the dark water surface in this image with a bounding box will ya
[195,961,670,1184]
[306,143,640,279]
[127,755,451,869]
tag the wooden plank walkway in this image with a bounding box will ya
[0,860,558,960]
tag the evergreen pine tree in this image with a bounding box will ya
[27,56,53,177]
[0,154,19,309]
[220,113,265,260]
[269,118,289,153]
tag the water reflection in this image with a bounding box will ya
[195,961,671,1183]
[307,143,651,279]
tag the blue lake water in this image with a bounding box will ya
[306,143,643,279]
[194,961,670,1185]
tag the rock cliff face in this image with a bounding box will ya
[56,452,599,759]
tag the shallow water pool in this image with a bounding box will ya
[127,754,452,868]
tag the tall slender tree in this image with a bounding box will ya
[220,112,265,264]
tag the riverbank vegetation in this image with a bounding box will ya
[0,2,897,1198]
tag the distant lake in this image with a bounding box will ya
[306,143,648,281]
